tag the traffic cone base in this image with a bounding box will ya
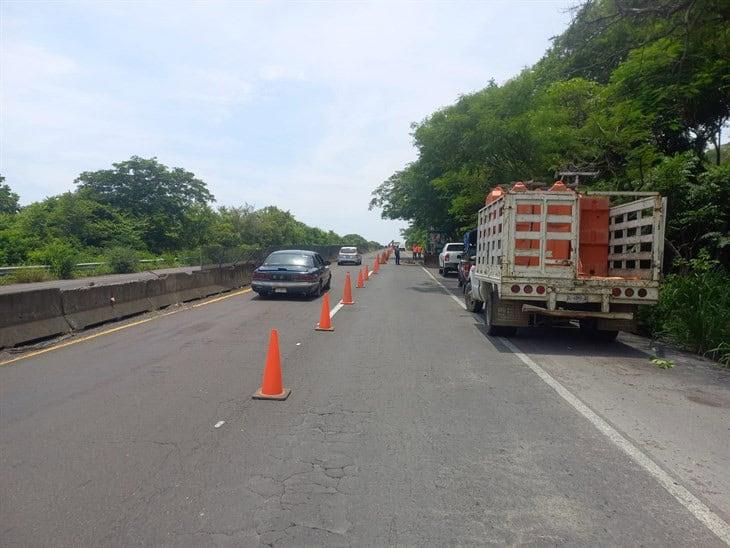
[253,387,291,400]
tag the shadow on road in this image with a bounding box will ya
[406,283,451,294]
[475,324,648,359]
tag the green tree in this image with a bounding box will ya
[0,177,20,214]
[75,156,214,252]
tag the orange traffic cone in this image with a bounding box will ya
[341,272,354,304]
[356,268,364,288]
[373,257,380,274]
[364,265,369,281]
[315,292,334,331]
[253,329,290,400]
[380,252,386,265]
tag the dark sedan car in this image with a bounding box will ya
[251,250,332,298]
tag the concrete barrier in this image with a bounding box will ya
[0,289,71,348]
[61,282,154,330]
[1,263,258,348]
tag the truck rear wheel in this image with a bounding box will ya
[484,291,517,337]
[464,282,483,313]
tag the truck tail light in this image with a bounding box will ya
[523,285,533,294]
[511,284,520,293]
[536,285,545,294]
[612,287,621,297]
[624,288,634,297]
[445,253,450,262]
[638,288,647,297]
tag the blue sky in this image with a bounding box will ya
[1,0,574,243]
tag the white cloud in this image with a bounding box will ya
[0,1,573,242]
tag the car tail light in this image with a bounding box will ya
[536,286,545,294]
[299,273,317,282]
[624,288,634,297]
[523,285,533,294]
[252,271,270,280]
[612,287,621,297]
[638,288,647,298]
[511,284,520,293]
[445,253,450,262]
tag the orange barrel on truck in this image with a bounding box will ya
[578,195,609,276]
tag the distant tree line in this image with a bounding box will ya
[0,157,380,272]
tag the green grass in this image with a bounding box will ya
[0,268,56,285]
[642,255,730,367]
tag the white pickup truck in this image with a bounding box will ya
[465,183,666,339]
[438,242,465,276]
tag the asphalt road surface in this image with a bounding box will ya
[1,255,728,546]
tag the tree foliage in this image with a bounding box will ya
[371,0,730,263]
[1,157,378,267]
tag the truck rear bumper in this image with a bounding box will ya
[521,304,633,320]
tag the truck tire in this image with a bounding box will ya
[464,282,483,313]
[484,291,517,337]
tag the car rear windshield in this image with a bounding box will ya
[340,247,357,254]
[263,253,313,267]
[445,244,464,251]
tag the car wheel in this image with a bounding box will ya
[464,282,483,313]
[324,275,331,290]
[438,266,443,275]
[313,282,323,298]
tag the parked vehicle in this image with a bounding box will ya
[457,229,477,287]
[438,242,464,276]
[337,246,362,265]
[252,250,332,298]
[465,182,666,339]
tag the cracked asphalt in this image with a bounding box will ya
[1,255,726,546]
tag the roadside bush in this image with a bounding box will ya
[106,246,138,274]
[642,251,730,366]
[28,241,78,279]
[0,268,54,285]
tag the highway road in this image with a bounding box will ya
[1,255,728,546]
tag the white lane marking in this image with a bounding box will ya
[421,267,467,310]
[329,301,344,319]
[214,421,225,429]
[420,266,730,543]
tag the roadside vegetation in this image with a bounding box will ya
[0,160,380,283]
[370,0,729,364]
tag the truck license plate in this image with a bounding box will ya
[565,294,587,303]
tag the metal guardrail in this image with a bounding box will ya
[0,258,197,276]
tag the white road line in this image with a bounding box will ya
[329,301,344,319]
[420,266,730,544]
[214,421,225,429]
